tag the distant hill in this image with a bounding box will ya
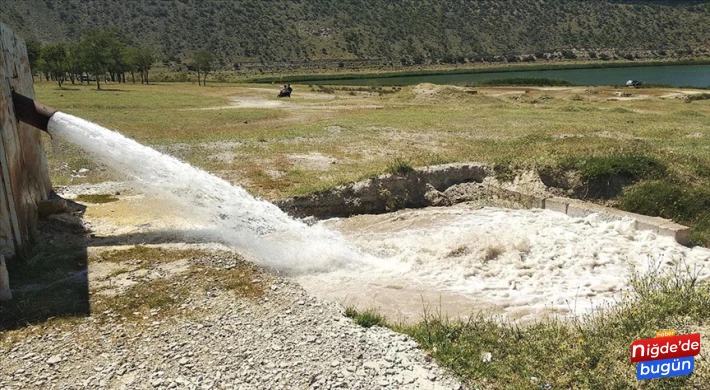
[2,0,710,68]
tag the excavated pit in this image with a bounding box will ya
[275,163,704,323]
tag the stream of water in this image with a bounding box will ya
[48,112,391,274]
[48,112,710,321]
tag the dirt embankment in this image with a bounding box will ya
[275,163,561,219]
[276,163,490,219]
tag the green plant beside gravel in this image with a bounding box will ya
[346,267,710,389]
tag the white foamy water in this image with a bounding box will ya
[48,112,389,274]
[49,112,710,321]
[298,202,710,321]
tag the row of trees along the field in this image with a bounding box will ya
[26,29,215,89]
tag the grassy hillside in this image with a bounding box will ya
[2,0,710,68]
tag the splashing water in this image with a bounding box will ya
[48,112,710,321]
[48,112,396,274]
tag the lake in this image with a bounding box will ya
[309,64,710,87]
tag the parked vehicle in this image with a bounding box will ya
[626,79,643,87]
[277,84,293,98]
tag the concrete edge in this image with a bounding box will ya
[540,196,691,246]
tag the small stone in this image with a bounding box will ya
[46,355,62,365]
[179,358,189,365]
[151,378,164,387]
[38,199,67,218]
[363,361,379,372]
[330,360,340,367]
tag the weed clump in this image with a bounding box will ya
[95,245,209,264]
[386,157,415,174]
[566,154,666,183]
[493,158,517,182]
[619,181,710,244]
[75,194,119,204]
[344,307,386,328]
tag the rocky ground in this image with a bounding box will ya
[0,266,462,390]
[0,186,463,390]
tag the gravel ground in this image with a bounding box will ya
[1,255,462,390]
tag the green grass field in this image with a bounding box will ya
[36,81,710,243]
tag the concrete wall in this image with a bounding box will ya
[0,22,52,257]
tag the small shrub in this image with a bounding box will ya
[619,181,710,228]
[572,154,667,183]
[493,158,516,182]
[387,157,415,174]
[561,50,577,59]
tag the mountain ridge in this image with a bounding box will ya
[2,0,709,67]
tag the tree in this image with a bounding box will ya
[192,49,214,86]
[26,40,42,82]
[76,30,117,90]
[125,45,155,84]
[135,46,155,84]
[41,43,68,87]
[66,43,85,84]
[124,46,140,83]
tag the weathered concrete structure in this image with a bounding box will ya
[0,22,52,299]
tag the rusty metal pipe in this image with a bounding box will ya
[11,90,57,133]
